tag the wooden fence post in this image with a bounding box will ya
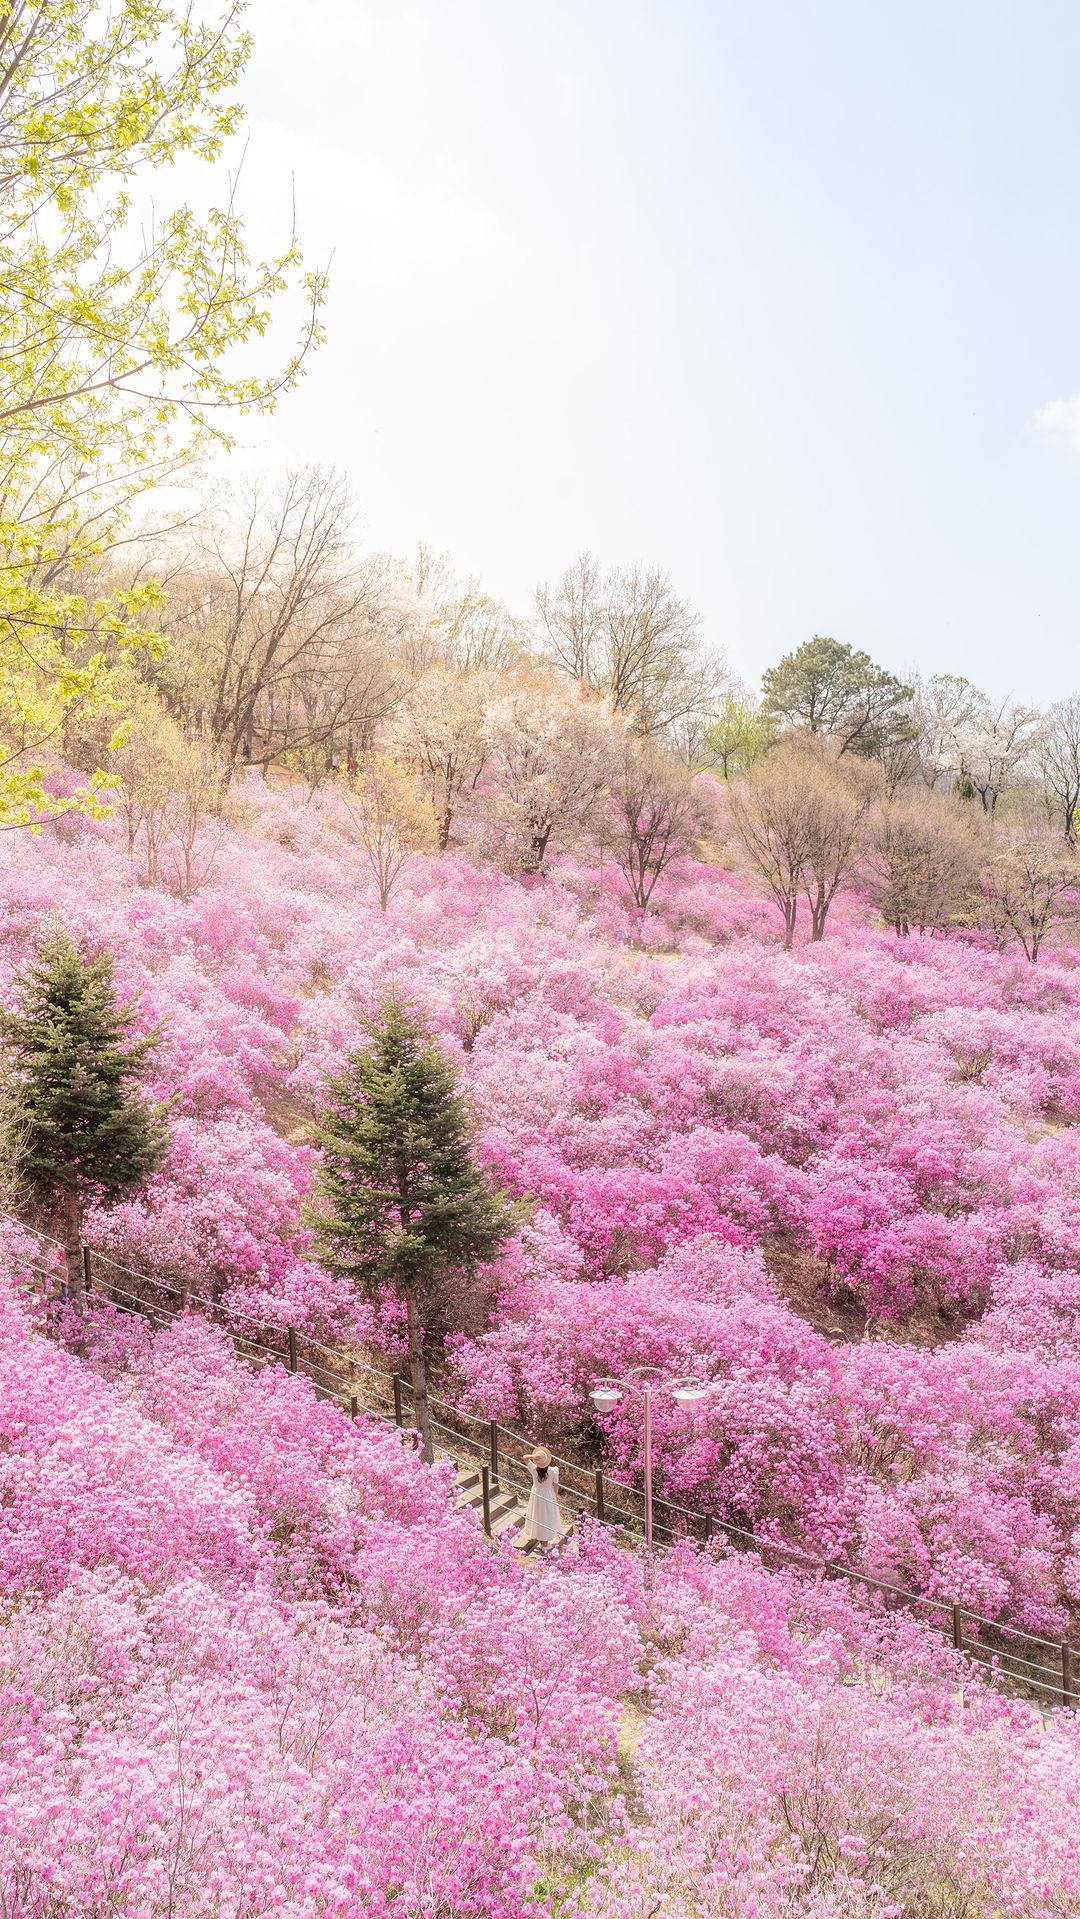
[704,1512,713,1544]
[489,1419,499,1484]
[595,1470,605,1524]
[481,1465,492,1537]
[1064,1642,1074,1710]
[287,1326,297,1373]
[393,1375,403,1426]
[82,1247,92,1298]
[350,1395,358,1420]
[951,1604,964,1651]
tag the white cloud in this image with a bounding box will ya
[1034,395,1080,456]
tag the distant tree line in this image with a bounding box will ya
[33,465,1079,959]
[723,635,1078,956]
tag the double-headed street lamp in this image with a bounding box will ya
[589,1366,707,1551]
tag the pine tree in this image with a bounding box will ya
[1,934,168,1307]
[315,999,513,1460]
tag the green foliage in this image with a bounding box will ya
[0,1,326,823]
[315,999,513,1302]
[761,635,912,757]
[1,931,168,1217]
[703,691,775,779]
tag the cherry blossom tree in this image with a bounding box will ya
[388,665,492,851]
[934,690,1044,814]
[481,672,625,871]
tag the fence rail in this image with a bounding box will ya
[6,1211,1078,1711]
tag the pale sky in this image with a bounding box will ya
[221,0,1080,703]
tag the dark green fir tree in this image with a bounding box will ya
[2,932,168,1307]
[314,998,513,1460]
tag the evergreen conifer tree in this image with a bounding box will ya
[2,934,168,1307]
[315,999,513,1460]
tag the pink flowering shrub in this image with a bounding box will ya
[571,1534,1080,1919]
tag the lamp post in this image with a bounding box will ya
[589,1367,707,1551]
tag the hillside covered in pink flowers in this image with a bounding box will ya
[7,1265,1080,1918]
[8,783,1080,1619]
[6,777,1080,1911]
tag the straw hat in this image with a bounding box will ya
[525,1446,552,1468]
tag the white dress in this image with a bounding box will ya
[523,1463,561,1543]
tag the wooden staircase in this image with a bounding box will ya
[446,1456,540,1551]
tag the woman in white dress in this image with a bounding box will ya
[522,1445,562,1547]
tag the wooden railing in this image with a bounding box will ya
[7,1215,1078,1711]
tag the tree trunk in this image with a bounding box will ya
[62,1188,84,1312]
[525,820,553,872]
[782,897,797,950]
[405,1285,433,1463]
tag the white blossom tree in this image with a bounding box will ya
[911,675,988,789]
[481,673,625,872]
[915,675,1042,813]
[955,701,1043,815]
[388,666,494,851]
